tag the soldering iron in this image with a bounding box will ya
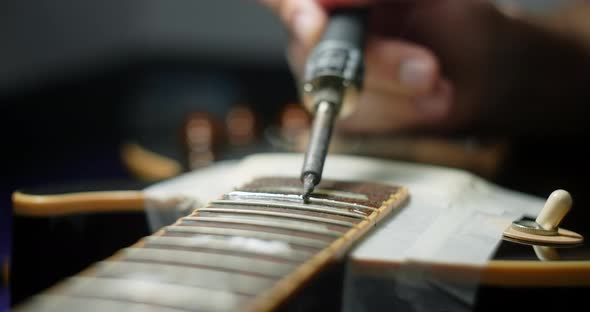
[300,8,368,201]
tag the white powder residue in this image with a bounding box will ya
[228,236,293,254]
[186,235,292,255]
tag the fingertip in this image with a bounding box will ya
[398,57,438,93]
[292,9,326,47]
[366,38,439,95]
[280,0,327,48]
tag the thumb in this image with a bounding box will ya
[317,0,374,8]
[260,0,328,48]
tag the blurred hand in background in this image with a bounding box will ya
[260,0,590,136]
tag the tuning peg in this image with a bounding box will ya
[504,189,583,246]
[535,189,572,231]
[533,245,560,261]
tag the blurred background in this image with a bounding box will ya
[1,0,584,309]
[1,1,295,307]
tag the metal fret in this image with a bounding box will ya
[182,216,342,237]
[54,276,247,312]
[225,191,376,211]
[17,295,188,312]
[244,185,369,201]
[195,207,354,227]
[123,248,296,278]
[210,199,367,218]
[164,225,329,249]
[95,261,274,296]
[144,236,310,262]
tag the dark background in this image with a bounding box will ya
[1,1,297,307]
[2,0,588,310]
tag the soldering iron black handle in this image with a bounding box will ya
[303,8,369,94]
[321,8,368,49]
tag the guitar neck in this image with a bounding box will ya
[16,177,408,312]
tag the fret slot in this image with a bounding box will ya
[49,276,248,312]
[17,295,187,312]
[194,207,355,227]
[95,261,274,296]
[164,225,329,249]
[144,236,310,262]
[225,191,376,213]
[123,248,296,278]
[182,216,344,237]
[210,199,368,218]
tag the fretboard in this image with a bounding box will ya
[17,177,408,312]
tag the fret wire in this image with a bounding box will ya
[225,191,376,211]
[245,185,369,201]
[164,225,329,249]
[95,261,273,297]
[144,236,310,262]
[190,214,350,233]
[123,248,295,278]
[195,207,354,227]
[182,216,343,237]
[177,220,336,242]
[55,276,246,312]
[210,199,367,218]
[19,294,189,312]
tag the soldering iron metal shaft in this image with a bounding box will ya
[301,101,338,201]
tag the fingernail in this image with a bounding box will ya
[293,11,319,44]
[399,59,432,89]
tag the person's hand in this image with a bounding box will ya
[260,0,505,134]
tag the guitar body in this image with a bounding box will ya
[11,154,590,311]
[345,238,590,311]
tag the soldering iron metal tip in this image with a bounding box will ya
[302,173,317,203]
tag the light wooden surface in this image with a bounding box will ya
[351,257,590,287]
[12,191,145,216]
